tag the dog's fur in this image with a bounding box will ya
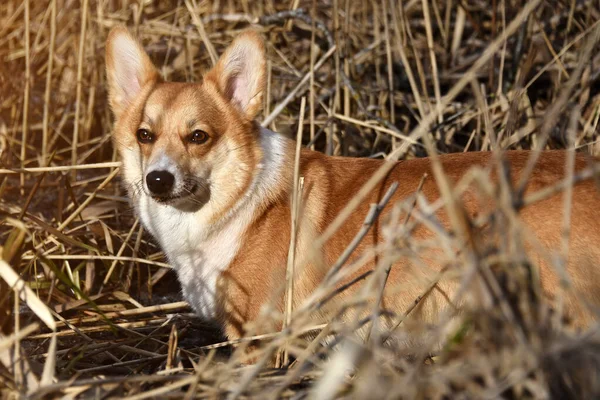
[106,26,600,341]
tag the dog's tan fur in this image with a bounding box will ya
[106,26,600,342]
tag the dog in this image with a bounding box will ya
[105,26,600,345]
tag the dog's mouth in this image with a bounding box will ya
[150,183,198,203]
[149,181,209,209]
[151,193,187,203]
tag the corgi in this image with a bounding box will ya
[105,26,600,343]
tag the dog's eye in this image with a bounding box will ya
[136,129,154,144]
[188,129,209,144]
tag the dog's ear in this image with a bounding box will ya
[205,30,266,121]
[105,25,159,118]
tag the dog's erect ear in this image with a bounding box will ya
[205,30,266,121]
[105,25,159,118]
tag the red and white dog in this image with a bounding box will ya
[106,26,600,341]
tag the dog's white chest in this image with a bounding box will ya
[137,198,245,319]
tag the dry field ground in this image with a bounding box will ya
[1,0,600,398]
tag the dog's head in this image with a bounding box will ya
[106,26,266,215]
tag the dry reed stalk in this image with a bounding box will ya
[19,0,30,193]
[0,161,121,174]
[41,0,56,167]
[71,0,89,180]
[280,96,307,368]
[309,0,316,150]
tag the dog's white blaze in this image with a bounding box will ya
[147,152,178,174]
[135,127,286,319]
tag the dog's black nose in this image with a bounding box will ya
[146,170,175,195]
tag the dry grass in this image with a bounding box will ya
[1,0,600,398]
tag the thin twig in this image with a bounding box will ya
[281,97,307,367]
